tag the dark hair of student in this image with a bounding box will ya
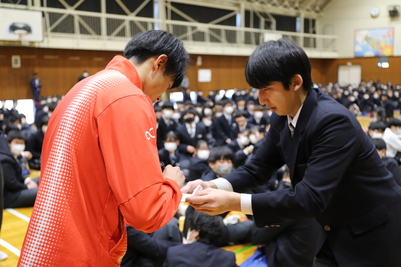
[123,30,190,89]
[371,138,387,151]
[195,139,208,150]
[164,130,179,141]
[188,211,225,246]
[6,130,25,143]
[386,118,401,128]
[208,146,233,163]
[245,38,313,91]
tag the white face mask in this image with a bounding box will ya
[197,150,210,160]
[203,119,212,127]
[42,125,48,134]
[239,136,250,146]
[11,144,25,156]
[194,116,200,124]
[172,112,181,121]
[249,134,259,144]
[163,109,174,119]
[371,132,383,139]
[164,142,177,152]
[195,107,203,114]
[16,124,22,130]
[254,111,264,120]
[224,106,234,115]
[203,108,212,116]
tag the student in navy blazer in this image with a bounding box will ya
[183,38,401,267]
[163,211,237,267]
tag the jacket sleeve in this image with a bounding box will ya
[97,94,182,233]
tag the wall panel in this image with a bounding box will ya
[2,47,401,101]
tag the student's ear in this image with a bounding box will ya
[154,54,168,71]
[292,74,303,92]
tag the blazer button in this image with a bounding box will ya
[324,225,331,231]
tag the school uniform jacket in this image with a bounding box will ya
[225,87,401,266]
[18,56,182,267]
[163,242,238,267]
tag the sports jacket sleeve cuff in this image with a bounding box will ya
[241,193,253,215]
[211,178,233,192]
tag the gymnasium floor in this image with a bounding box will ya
[0,206,256,267]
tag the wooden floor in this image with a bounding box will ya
[0,207,256,266]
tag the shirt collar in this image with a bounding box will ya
[287,104,303,128]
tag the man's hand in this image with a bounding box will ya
[186,188,241,216]
[181,179,216,194]
[162,165,185,187]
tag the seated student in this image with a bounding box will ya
[228,129,255,168]
[26,115,49,170]
[185,146,254,246]
[157,101,177,150]
[200,146,234,181]
[187,140,211,183]
[251,166,325,267]
[0,130,39,208]
[371,138,401,186]
[163,211,238,267]
[122,217,183,267]
[367,121,386,139]
[200,114,216,148]
[158,131,191,177]
[232,111,254,138]
[382,118,401,163]
[247,105,270,130]
[213,100,236,146]
[175,108,208,157]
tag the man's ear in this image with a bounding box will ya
[292,74,303,92]
[154,54,168,70]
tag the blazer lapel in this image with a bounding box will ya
[285,88,318,181]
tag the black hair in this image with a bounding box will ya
[6,130,25,143]
[245,38,313,91]
[164,130,179,141]
[188,211,225,246]
[161,101,175,110]
[222,100,234,107]
[123,30,190,89]
[371,138,387,151]
[368,121,386,131]
[208,146,233,163]
[195,139,209,150]
[386,118,401,128]
[182,108,198,117]
[234,110,249,119]
[39,115,49,129]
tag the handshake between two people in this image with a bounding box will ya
[163,165,241,216]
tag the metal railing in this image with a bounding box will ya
[0,4,337,53]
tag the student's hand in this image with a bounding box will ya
[22,151,33,160]
[181,179,216,194]
[244,145,254,154]
[186,188,241,216]
[162,165,185,188]
[186,145,196,154]
[26,179,38,189]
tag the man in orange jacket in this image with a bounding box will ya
[18,30,189,266]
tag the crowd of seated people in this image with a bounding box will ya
[2,80,401,265]
[0,96,59,209]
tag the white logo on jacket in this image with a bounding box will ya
[145,127,156,140]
